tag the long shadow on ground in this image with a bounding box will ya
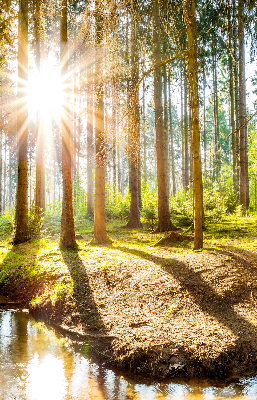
[115,245,257,377]
[115,245,257,338]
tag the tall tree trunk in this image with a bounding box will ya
[14,0,29,244]
[93,0,109,243]
[168,73,176,196]
[112,90,117,199]
[34,0,44,216]
[8,144,11,210]
[181,63,185,189]
[142,79,147,183]
[152,0,172,232]
[238,0,249,208]
[87,66,94,217]
[163,41,169,197]
[228,2,237,192]
[126,0,141,228]
[59,0,76,247]
[212,34,220,179]
[183,0,203,250]
[203,67,207,172]
[184,62,189,192]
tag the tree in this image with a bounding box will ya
[152,0,172,232]
[126,0,141,228]
[183,0,203,250]
[238,0,249,208]
[34,0,45,217]
[14,0,29,244]
[93,0,110,244]
[59,0,76,248]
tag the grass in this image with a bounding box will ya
[0,213,257,310]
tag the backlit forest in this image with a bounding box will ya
[0,0,257,248]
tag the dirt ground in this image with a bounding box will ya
[1,229,257,380]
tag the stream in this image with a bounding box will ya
[1,306,257,399]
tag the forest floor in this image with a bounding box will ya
[1,215,257,380]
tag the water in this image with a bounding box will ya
[0,307,257,400]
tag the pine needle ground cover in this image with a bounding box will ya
[0,216,257,379]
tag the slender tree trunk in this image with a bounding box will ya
[87,66,94,217]
[142,79,147,183]
[14,0,29,244]
[112,90,117,198]
[168,73,176,196]
[34,0,44,216]
[184,62,189,192]
[59,0,76,247]
[212,34,220,179]
[203,67,207,171]
[181,64,185,188]
[238,0,249,208]
[93,0,109,243]
[126,0,141,228]
[152,0,172,232]
[183,0,203,250]
[8,145,11,210]
[228,3,237,192]
[163,41,169,197]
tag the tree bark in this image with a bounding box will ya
[126,0,141,228]
[183,62,189,192]
[228,2,237,192]
[14,0,29,244]
[93,0,109,243]
[35,0,45,217]
[59,0,76,248]
[238,0,249,208]
[212,33,220,179]
[183,0,203,250]
[152,0,172,232]
[168,73,176,196]
[87,65,94,217]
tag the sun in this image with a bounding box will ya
[28,56,62,120]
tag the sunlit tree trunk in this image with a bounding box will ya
[112,91,117,198]
[203,67,207,172]
[142,79,147,183]
[34,0,45,216]
[183,63,189,192]
[152,0,172,232]
[183,0,203,250]
[87,65,94,217]
[163,40,169,197]
[228,2,237,192]
[238,0,249,208]
[181,64,185,188]
[126,0,141,228]
[168,73,176,196]
[14,0,29,244]
[59,0,76,248]
[212,33,220,179]
[93,0,109,243]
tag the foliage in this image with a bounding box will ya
[43,201,62,235]
[170,189,193,227]
[106,190,130,221]
[141,184,158,227]
[0,212,14,237]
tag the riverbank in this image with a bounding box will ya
[1,221,257,380]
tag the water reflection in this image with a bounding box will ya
[0,309,257,399]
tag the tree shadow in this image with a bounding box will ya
[115,245,257,340]
[60,246,107,333]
